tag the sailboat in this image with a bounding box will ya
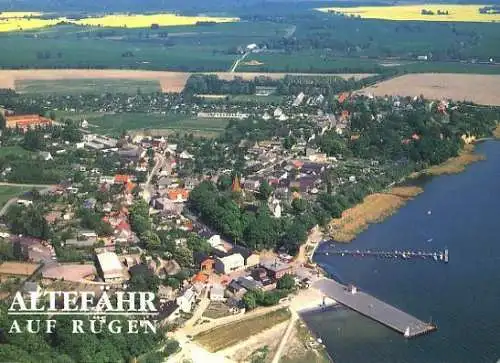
[404,326,411,338]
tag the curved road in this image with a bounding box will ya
[0,183,54,216]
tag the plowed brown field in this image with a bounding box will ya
[358,73,500,106]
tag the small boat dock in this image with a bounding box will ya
[314,279,437,338]
[316,247,449,263]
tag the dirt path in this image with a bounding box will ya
[271,312,298,363]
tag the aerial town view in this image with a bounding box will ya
[0,0,499,362]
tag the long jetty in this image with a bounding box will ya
[313,278,437,338]
[316,247,449,263]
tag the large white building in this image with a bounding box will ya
[176,287,196,313]
[97,252,125,282]
[214,253,245,274]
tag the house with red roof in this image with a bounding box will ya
[114,174,130,184]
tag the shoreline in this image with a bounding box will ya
[325,140,490,244]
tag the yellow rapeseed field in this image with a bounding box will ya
[73,13,239,28]
[0,17,62,32]
[318,4,500,22]
[0,12,239,32]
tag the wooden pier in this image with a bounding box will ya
[313,278,437,338]
[316,247,449,263]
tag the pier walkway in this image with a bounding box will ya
[313,278,436,338]
[316,247,449,263]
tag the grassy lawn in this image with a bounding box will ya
[0,186,34,208]
[16,78,162,95]
[0,146,32,158]
[202,302,233,320]
[194,308,291,352]
[71,112,230,136]
[230,94,286,104]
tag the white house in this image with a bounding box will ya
[176,287,196,313]
[214,253,245,274]
[97,252,125,282]
[39,152,53,161]
[210,284,225,301]
[179,150,194,160]
[207,235,223,248]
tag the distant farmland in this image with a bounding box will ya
[0,69,376,94]
[318,4,500,23]
[358,73,500,106]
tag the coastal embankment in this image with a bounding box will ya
[327,139,492,243]
[328,186,423,243]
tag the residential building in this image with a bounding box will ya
[214,253,245,274]
[167,188,189,202]
[39,152,53,161]
[236,276,262,291]
[260,259,293,280]
[193,252,214,272]
[231,246,260,268]
[5,114,52,130]
[176,287,196,313]
[210,284,225,301]
[97,252,125,282]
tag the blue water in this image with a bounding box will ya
[305,141,500,363]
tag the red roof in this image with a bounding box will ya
[192,272,209,283]
[116,221,131,231]
[114,175,130,184]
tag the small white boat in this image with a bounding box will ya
[427,210,432,215]
[427,238,433,242]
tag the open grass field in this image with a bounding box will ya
[0,146,32,157]
[16,78,162,94]
[0,12,239,32]
[0,69,378,94]
[0,186,33,207]
[0,69,189,92]
[318,5,500,23]
[68,112,231,136]
[194,308,291,352]
[358,73,500,106]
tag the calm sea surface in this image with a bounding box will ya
[305,141,500,363]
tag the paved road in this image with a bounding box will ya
[229,51,249,73]
[145,153,165,189]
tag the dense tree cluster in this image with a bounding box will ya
[5,204,51,240]
[184,74,386,97]
[0,303,168,363]
[188,181,315,253]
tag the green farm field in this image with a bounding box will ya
[0,21,291,72]
[62,112,231,136]
[16,78,162,95]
